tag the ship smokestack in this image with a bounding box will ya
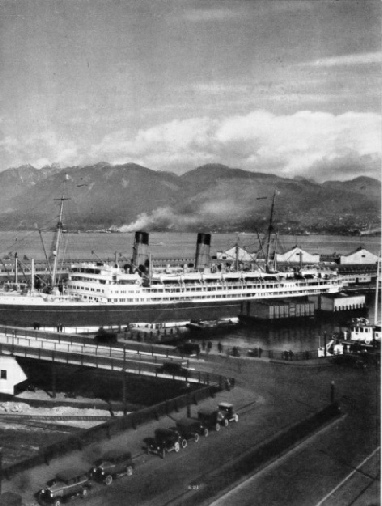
[132,231,150,272]
[195,233,211,270]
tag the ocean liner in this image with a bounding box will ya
[0,196,342,329]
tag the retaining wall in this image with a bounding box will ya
[2,382,228,480]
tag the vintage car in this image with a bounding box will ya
[38,468,91,506]
[89,450,134,485]
[176,342,201,356]
[218,402,239,424]
[145,428,186,458]
[197,408,225,432]
[175,417,209,442]
[157,361,188,377]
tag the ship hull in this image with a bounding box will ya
[0,280,341,328]
[0,300,245,328]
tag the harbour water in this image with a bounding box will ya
[184,305,373,356]
[0,231,380,262]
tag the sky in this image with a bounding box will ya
[0,0,381,182]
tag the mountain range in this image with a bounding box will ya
[0,162,380,234]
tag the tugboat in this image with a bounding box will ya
[343,255,381,347]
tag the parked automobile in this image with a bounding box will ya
[176,342,200,356]
[218,402,239,424]
[89,450,134,485]
[157,361,188,377]
[197,408,225,432]
[37,468,91,506]
[175,417,209,441]
[145,428,186,458]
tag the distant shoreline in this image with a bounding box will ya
[0,229,380,237]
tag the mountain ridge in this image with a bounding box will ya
[0,162,379,234]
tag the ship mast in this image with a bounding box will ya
[51,196,68,287]
[235,234,239,271]
[265,190,278,271]
[51,176,70,288]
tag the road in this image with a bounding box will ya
[211,420,380,506]
[4,353,380,505]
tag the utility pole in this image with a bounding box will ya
[374,254,380,326]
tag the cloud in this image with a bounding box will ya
[0,131,78,169]
[306,51,382,67]
[90,110,381,181]
[191,83,250,95]
[182,8,244,23]
[309,153,381,183]
[1,109,380,183]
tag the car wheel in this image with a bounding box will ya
[82,488,88,497]
[181,439,188,449]
[174,441,180,452]
[105,474,113,486]
[203,428,209,437]
[215,423,220,432]
[224,418,229,427]
[194,433,200,443]
[127,465,133,476]
[234,414,239,422]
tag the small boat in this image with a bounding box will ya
[344,318,381,346]
[186,319,236,331]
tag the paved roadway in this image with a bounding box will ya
[211,418,380,506]
[4,353,380,506]
[206,357,380,506]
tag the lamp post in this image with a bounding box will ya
[331,381,336,404]
[0,446,2,493]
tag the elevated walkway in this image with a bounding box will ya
[0,326,219,387]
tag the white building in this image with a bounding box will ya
[215,246,255,262]
[276,246,320,264]
[339,247,378,265]
[320,292,365,311]
[0,356,27,395]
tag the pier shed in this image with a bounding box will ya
[276,246,320,264]
[215,246,254,262]
[338,247,378,265]
[319,292,365,312]
[240,299,314,321]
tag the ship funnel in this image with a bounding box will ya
[195,233,211,270]
[132,231,150,272]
